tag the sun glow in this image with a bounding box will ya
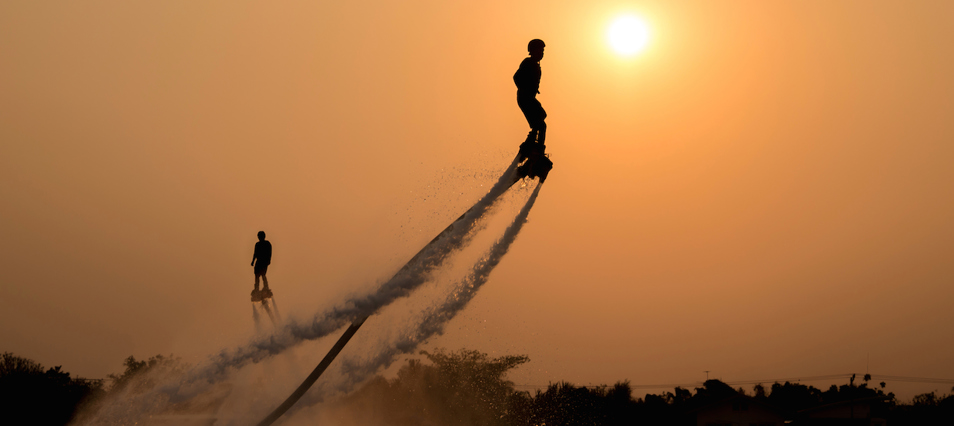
[607,15,650,56]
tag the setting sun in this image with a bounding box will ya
[607,15,650,56]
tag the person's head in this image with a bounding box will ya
[257,231,266,241]
[528,39,545,60]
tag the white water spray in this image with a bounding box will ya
[222,182,544,425]
[185,154,521,388]
[79,154,538,425]
[313,182,543,405]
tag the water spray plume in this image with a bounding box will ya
[79,150,549,425]
[261,181,544,425]
[192,153,521,385]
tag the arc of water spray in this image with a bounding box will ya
[78,151,546,426]
[171,154,523,393]
[254,173,543,426]
[309,181,545,409]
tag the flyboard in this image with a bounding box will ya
[254,143,551,426]
[251,288,274,303]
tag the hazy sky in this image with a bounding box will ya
[2,1,953,400]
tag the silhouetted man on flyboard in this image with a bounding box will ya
[251,231,272,302]
[514,39,546,148]
[512,39,552,182]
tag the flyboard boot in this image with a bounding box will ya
[516,132,552,182]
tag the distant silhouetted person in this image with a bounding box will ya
[251,231,272,296]
[514,39,546,147]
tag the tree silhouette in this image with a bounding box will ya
[0,352,102,426]
[11,348,951,425]
[330,348,528,426]
[105,354,180,394]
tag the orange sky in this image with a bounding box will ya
[2,1,953,400]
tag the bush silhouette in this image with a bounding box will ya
[330,348,528,426]
[0,352,102,426]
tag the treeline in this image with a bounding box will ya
[0,352,175,426]
[0,353,102,425]
[3,349,953,425]
[326,349,954,426]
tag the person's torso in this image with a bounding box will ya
[255,241,272,264]
[514,57,541,95]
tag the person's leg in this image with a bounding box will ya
[262,274,269,290]
[525,129,536,144]
[254,273,261,291]
[533,102,547,145]
[518,96,537,142]
[536,120,546,145]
